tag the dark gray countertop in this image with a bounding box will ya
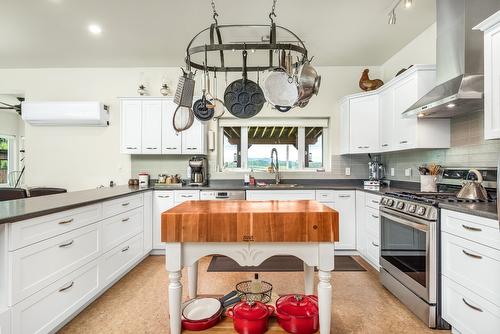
[0,179,497,224]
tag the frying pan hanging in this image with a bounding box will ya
[224,50,265,119]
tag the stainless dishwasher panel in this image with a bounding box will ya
[200,190,246,200]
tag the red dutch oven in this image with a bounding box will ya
[226,301,275,334]
[275,294,319,334]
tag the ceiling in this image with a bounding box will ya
[0,0,436,68]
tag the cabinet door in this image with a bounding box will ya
[120,100,142,154]
[322,191,356,250]
[182,118,206,155]
[143,191,153,255]
[161,100,182,154]
[153,191,175,250]
[0,308,10,334]
[393,76,418,149]
[141,100,162,154]
[349,95,379,153]
[379,88,395,151]
[355,191,366,256]
[484,25,500,139]
[339,99,350,154]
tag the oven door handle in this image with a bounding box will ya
[380,209,429,232]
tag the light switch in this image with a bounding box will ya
[390,168,395,176]
[345,167,351,176]
[405,168,412,177]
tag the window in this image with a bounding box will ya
[220,119,327,171]
[0,136,14,185]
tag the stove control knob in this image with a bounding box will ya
[396,201,405,210]
[408,204,416,213]
[417,206,426,216]
[381,198,387,205]
[387,199,394,207]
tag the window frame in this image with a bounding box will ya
[0,134,16,186]
[218,118,329,173]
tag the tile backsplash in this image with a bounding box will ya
[382,112,500,182]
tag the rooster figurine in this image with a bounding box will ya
[359,69,384,91]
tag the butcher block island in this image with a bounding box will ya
[161,200,339,334]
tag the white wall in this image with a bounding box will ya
[0,111,20,137]
[381,23,436,82]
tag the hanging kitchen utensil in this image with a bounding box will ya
[173,68,196,131]
[206,70,225,120]
[456,169,489,201]
[193,58,215,122]
[275,294,319,334]
[295,60,321,108]
[224,50,265,119]
[262,68,298,112]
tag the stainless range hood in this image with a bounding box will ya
[403,0,500,118]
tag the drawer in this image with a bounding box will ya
[365,193,381,209]
[102,194,143,219]
[8,204,101,251]
[365,232,380,269]
[442,276,500,334]
[102,207,143,253]
[0,307,10,334]
[11,260,99,334]
[9,224,100,305]
[100,233,143,287]
[442,232,500,306]
[174,190,200,204]
[315,190,334,202]
[441,209,500,251]
[365,207,380,238]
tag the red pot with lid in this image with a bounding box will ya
[275,294,319,334]
[226,301,275,334]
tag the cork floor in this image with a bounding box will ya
[59,256,450,334]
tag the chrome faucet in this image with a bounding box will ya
[270,148,280,184]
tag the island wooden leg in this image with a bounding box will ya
[168,271,182,334]
[318,270,332,333]
[187,261,198,298]
[304,263,314,295]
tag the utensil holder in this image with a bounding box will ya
[420,175,437,192]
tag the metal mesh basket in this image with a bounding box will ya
[235,280,273,304]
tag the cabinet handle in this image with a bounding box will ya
[364,146,369,149]
[371,242,379,247]
[382,144,389,147]
[122,217,130,222]
[146,147,157,150]
[462,224,482,232]
[339,195,351,198]
[462,298,483,312]
[357,146,363,149]
[59,240,74,248]
[166,147,177,150]
[158,195,171,198]
[121,246,130,252]
[122,202,130,207]
[58,218,74,225]
[181,195,193,198]
[399,140,408,144]
[59,281,74,292]
[371,200,379,204]
[372,214,379,219]
[126,147,138,150]
[462,249,482,259]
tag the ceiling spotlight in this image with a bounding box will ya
[447,103,456,108]
[388,10,396,25]
[404,0,413,8]
[88,24,102,35]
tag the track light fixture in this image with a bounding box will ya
[404,0,413,8]
[388,10,396,25]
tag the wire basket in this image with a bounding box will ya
[235,280,273,304]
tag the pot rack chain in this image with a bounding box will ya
[210,0,219,24]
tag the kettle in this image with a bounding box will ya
[456,169,489,201]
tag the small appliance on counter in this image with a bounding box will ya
[365,154,385,190]
[188,156,208,186]
[138,172,150,188]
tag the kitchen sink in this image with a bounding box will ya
[258,184,300,189]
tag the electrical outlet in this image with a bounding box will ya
[405,168,412,177]
[390,168,395,176]
[345,167,351,176]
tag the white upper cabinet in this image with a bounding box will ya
[120,100,142,154]
[120,97,207,155]
[349,94,379,154]
[161,100,182,154]
[475,11,500,140]
[339,99,350,155]
[141,100,162,154]
[340,65,450,154]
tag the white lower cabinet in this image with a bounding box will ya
[101,207,143,253]
[316,190,356,250]
[11,260,100,334]
[442,276,500,334]
[355,191,381,269]
[0,308,10,334]
[153,191,175,250]
[100,233,143,287]
[143,191,153,254]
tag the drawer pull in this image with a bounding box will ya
[462,224,482,232]
[122,217,130,222]
[126,146,138,150]
[58,218,74,225]
[181,195,192,198]
[339,195,351,198]
[146,147,157,150]
[121,202,130,207]
[462,298,483,312]
[59,281,74,292]
[462,250,482,259]
[121,246,130,252]
[372,242,379,247]
[59,240,74,248]
[158,195,171,198]
[371,200,379,204]
[371,214,379,219]
[382,144,389,147]
[400,140,408,144]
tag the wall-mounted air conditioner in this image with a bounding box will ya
[21,101,109,126]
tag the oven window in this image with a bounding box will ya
[381,216,427,288]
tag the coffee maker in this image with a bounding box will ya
[188,156,208,186]
[368,154,385,181]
